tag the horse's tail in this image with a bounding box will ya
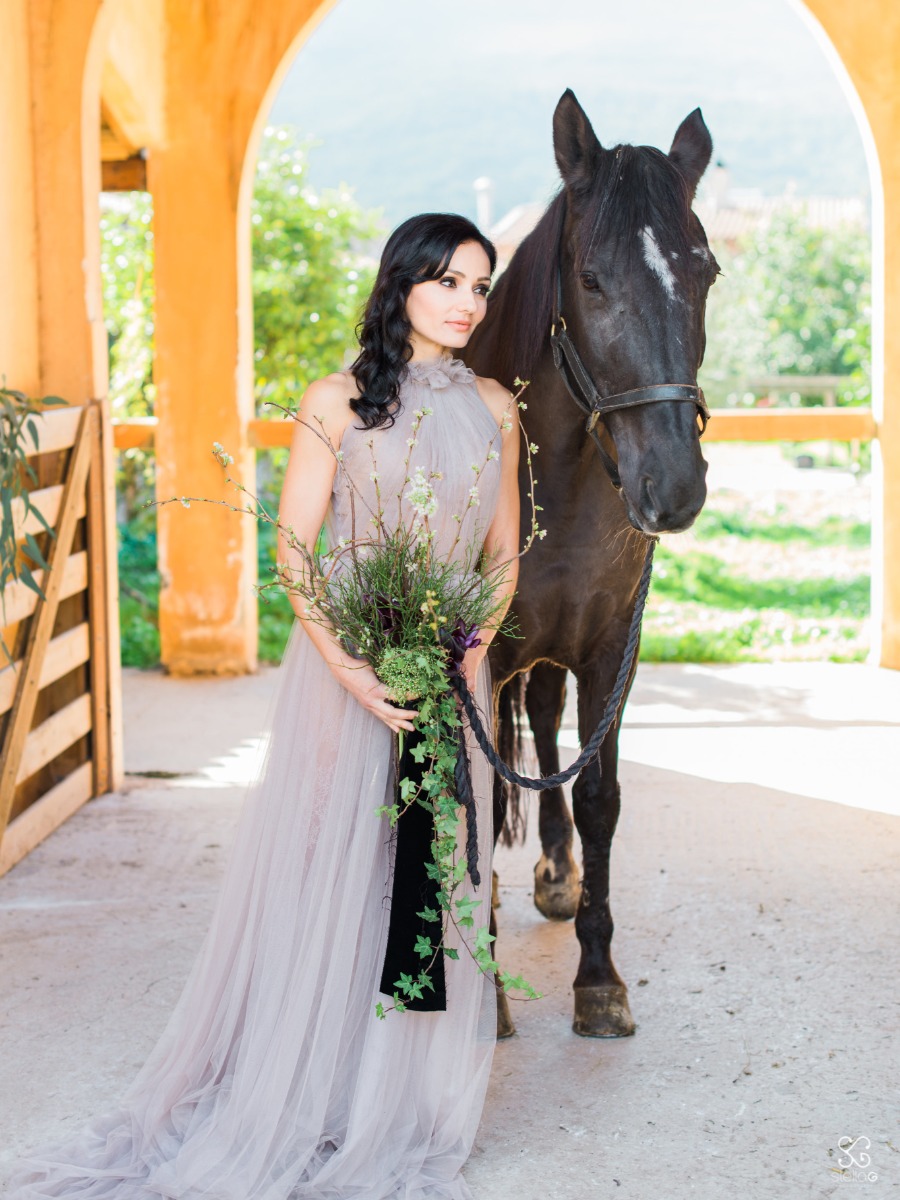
[495,671,533,847]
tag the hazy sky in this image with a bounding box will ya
[268,0,869,228]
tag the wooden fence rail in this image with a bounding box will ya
[109,406,878,452]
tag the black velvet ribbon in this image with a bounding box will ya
[379,715,447,1011]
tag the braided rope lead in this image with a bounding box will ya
[453,718,481,887]
[453,537,657,793]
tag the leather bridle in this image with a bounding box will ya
[548,228,711,493]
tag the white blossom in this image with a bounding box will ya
[405,466,438,519]
[468,484,480,506]
[487,450,499,461]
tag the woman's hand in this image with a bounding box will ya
[459,642,488,693]
[330,656,418,734]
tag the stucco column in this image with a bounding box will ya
[151,139,259,675]
[802,0,900,669]
[150,0,326,675]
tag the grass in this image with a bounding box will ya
[639,486,870,664]
[692,510,870,549]
[650,550,868,617]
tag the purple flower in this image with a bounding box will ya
[440,618,482,675]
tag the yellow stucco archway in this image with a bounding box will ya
[1,0,897,672]
[233,0,900,673]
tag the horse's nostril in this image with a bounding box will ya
[640,476,659,523]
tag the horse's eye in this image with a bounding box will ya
[580,273,600,291]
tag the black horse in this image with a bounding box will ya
[463,90,718,1038]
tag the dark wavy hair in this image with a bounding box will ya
[348,213,497,430]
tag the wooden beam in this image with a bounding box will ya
[96,399,125,793]
[1,551,88,629]
[11,484,86,543]
[0,761,93,878]
[111,408,879,451]
[86,401,112,794]
[112,416,157,450]
[101,154,147,192]
[0,623,91,717]
[20,404,83,455]
[15,692,93,786]
[249,418,297,449]
[702,408,877,443]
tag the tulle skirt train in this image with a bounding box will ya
[5,618,497,1200]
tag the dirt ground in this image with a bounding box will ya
[1,662,897,1198]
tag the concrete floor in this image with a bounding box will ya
[1,662,898,1198]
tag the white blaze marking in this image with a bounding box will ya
[640,226,677,300]
[692,245,710,262]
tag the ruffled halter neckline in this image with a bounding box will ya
[403,356,476,390]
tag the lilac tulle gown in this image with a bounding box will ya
[5,356,502,1200]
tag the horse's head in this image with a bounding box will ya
[552,90,718,534]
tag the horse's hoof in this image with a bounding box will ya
[496,988,516,1039]
[533,853,580,920]
[491,868,501,910]
[572,984,636,1038]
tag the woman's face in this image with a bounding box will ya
[404,239,492,358]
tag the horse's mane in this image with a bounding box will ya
[489,144,694,388]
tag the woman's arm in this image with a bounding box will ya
[465,379,521,683]
[277,374,419,734]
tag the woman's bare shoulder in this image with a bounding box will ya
[299,370,361,444]
[303,369,362,406]
[473,374,515,427]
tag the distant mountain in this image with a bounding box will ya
[269,0,871,230]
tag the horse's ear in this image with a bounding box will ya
[553,89,603,194]
[668,108,713,199]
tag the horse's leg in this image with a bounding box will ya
[569,664,636,1037]
[526,662,580,920]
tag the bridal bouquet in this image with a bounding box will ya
[160,380,545,1018]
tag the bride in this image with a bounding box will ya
[4,211,520,1200]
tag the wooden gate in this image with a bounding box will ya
[0,398,123,876]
